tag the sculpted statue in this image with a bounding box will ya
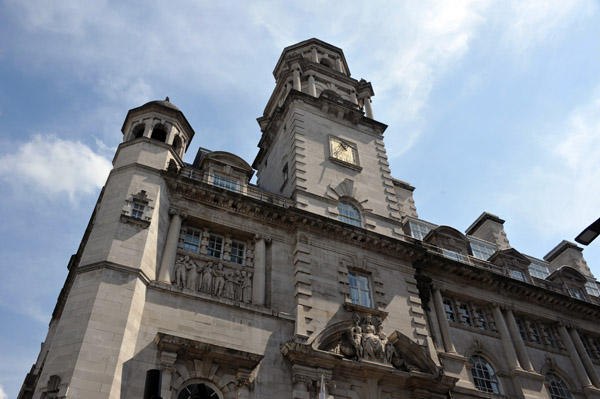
[234,271,244,301]
[212,263,225,297]
[174,256,188,288]
[185,258,197,291]
[347,313,363,360]
[223,271,236,299]
[241,271,252,303]
[201,262,214,294]
[362,314,385,360]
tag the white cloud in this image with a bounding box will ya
[0,384,6,399]
[503,0,596,53]
[508,87,600,234]
[0,135,112,203]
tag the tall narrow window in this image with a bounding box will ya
[459,303,473,327]
[338,201,361,227]
[543,326,558,349]
[207,235,223,258]
[443,298,456,322]
[230,240,245,265]
[529,322,543,345]
[470,356,501,394]
[546,374,571,399]
[516,318,528,341]
[348,272,372,308]
[475,307,488,330]
[183,228,202,252]
[131,202,145,219]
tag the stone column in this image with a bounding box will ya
[252,235,269,306]
[558,323,593,388]
[157,209,186,283]
[350,90,358,105]
[236,370,253,399]
[308,75,317,97]
[158,351,177,399]
[311,46,318,63]
[505,309,533,371]
[570,328,600,388]
[292,376,311,399]
[492,306,521,370]
[335,57,343,73]
[293,69,301,91]
[432,288,456,353]
[364,97,374,119]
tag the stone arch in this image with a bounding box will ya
[464,339,505,375]
[310,320,441,376]
[151,124,168,142]
[175,379,224,399]
[326,178,372,212]
[172,134,184,156]
[131,123,146,141]
[540,357,578,392]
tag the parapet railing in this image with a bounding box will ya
[181,167,291,208]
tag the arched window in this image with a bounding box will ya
[469,355,500,394]
[546,374,571,399]
[338,200,361,227]
[132,124,145,140]
[151,126,167,142]
[173,135,184,155]
[177,383,219,399]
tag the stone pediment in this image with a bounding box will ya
[306,313,441,376]
[201,151,254,178]
[547,266,587,283]
[488,248,531,268]
[424,226,470,254]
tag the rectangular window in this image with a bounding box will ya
[529,261,550,279]
[348,272,372,308]
[409,221,431,240]
[183,228,202,252]
[516,318,528,341]
[569,287,585,300]
[475,307,488,330]
[282,163,289,182]
[470,240,496,260]
[543,326,558,349]
[207,234,223,258]
[443,298,456,322]
[581,336,594,358]
[212,174,239,192]
[591,338,600,358]
[230,240,245,265]
[131,202,145,219]
[510,269,526,281]
[529,322,543,345]
[459,303,473,327]
[443,249,464,262]
[585,281,600,297]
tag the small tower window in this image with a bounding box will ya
[132,124,145,140]
[151,127,167,142]
[173,135,183,155]
[338,200,361,227]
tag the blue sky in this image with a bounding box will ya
[1,1,600,397]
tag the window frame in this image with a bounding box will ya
[347,271,373,308]
[469,355,501,394]
[212,174,239,192]
[338,200,362,227]
[546,373,572,399]
[183,227,202,253]
[207,234,224,259]
[230,240,246,265]
[585,281,600,297]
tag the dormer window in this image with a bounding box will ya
[510,269,526,281]
[585,281,600,297]
[443,249,464,262]
[568,287,585,300]
[212,174,239,192]
[338,200,361,227]
[529,260,550,279]
[469,239,496,260]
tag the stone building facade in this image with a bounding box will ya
[19,38,600,399]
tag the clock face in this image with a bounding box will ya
[330,137,357,165]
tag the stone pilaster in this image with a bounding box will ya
[157,209,186,283]
[492,306,521,371]
[432,288,456,353]
[557,323,593,388]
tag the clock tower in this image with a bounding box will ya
[253,38,410,236]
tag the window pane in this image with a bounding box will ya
[470,356,500,394]
[338,201,361,227]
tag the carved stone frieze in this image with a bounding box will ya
[173,255,252,302]
[328,313,420,371]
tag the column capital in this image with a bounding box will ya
[254,234,272,244]
[169,208,187,219]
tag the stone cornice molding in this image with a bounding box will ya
[75,261,152,285]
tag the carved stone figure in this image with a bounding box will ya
[347,313,363,360]
[212,263,225,297]
[223,271,236,299]
[201,262,214,294]
[185,258,197,290]
[362,314,385,360]
[234,271,244,301]
[174,256,188,288]
[241,271,252,303]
